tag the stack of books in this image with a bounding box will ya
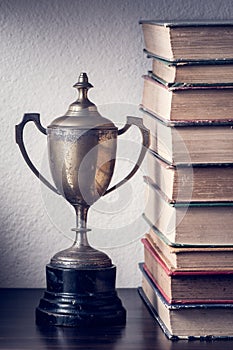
[138,20,233,340]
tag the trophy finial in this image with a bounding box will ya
[73,72,93,90]
[66,72,95,112]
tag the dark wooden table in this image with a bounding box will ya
[1,288,233,349]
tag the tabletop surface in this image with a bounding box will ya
[1,288,233,350]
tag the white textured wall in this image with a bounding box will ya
[1,0,233,287]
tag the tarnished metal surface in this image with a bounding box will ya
[47,128,117,207]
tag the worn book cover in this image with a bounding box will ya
[146,54,233,85]
[140,20,233,61]
[141,108,233,165]
[144,228,233,269]
[142,74,233,121]
[145,151,233,202]
[148,70,233,88]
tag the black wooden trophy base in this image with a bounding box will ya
[36,264,126,327]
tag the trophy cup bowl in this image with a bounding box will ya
[15,73,150,327]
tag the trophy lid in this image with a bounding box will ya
[49,72,117,129]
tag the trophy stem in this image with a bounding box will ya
[75,205,89,230]
[50,203,112,269]
[72,205,91,248]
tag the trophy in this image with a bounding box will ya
[15,73,149,327]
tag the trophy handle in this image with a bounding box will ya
[104,116,150,196]
[15,113,60,195]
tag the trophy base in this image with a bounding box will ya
[36,264,126,327]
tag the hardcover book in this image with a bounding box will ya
[148,53,233,85]
[140,20,233,61]
[142,237,233,303]
[142,74,233,121]
[142,108,233,165]
[145,230,233,270]
[143,182,233,246]
[139,264,233,340]
[146,151,233,202]
[149,70,233,88]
